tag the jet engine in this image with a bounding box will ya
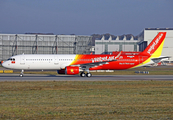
[65,66,80,75]
[57,66,80,75]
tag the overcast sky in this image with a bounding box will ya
[0,0,173,36]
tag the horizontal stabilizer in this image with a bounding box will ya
[151,56,170,63]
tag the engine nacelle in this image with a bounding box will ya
[65,66,80,75]
[57,66,80,75]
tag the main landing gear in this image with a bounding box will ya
[80,72,92,77]
[19,70,24,77]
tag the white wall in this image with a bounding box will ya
[95,44,105,54]
[108,44,119,52]
[144,30,173,61]
[122,45,134,51]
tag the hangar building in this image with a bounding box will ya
[0,34,92,61]
[95,35,138,54]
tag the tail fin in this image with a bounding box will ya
[140,32,166,57]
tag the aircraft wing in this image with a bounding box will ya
[74,51,122,69]
[80,59,116,68]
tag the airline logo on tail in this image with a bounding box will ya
[141,32,166,56]
[147,33,163,55]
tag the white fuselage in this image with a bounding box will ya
[2,54,76,70]
[2,54,167,71]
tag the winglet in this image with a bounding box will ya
[115,51,122,59]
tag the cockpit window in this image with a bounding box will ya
[7,58,15,61]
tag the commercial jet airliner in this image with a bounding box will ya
[2,32,168,77]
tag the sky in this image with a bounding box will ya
[0,0,173,36]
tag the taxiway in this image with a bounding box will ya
[0,74,173,81]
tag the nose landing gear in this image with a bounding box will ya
[19,70,24,77]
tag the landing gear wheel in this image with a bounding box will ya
[19,74,23,77]
[86,73,92,77]
[80,72,85,77]
[19,69,24,77]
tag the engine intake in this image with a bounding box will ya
[57,69,65,74]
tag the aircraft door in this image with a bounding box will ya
[54,56,59,65]
[20,56,25,65]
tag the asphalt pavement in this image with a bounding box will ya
[0,74,173,81]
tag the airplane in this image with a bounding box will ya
[1,32,168,77]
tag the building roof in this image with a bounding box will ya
[145,28,173,30]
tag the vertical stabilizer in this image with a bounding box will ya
[140,32,166,57]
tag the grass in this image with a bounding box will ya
[0,81,173,119]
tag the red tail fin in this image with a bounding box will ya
[140,32,166,56]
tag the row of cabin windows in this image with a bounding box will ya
[118,59,137,61]
[59,59,92,61]
[26,59,94,61]
[26,59,53,61]
[26,59,74,61]
[60,59,137,61]
[59,59,74,61]
[26,59,138,61]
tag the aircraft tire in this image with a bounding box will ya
[86,73,92,77]
[19,74,23,77]
[80,72,85,77]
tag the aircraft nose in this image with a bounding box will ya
[1,61,7,68]
[1,61,4,67]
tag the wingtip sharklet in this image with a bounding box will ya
[115,51,122,59]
